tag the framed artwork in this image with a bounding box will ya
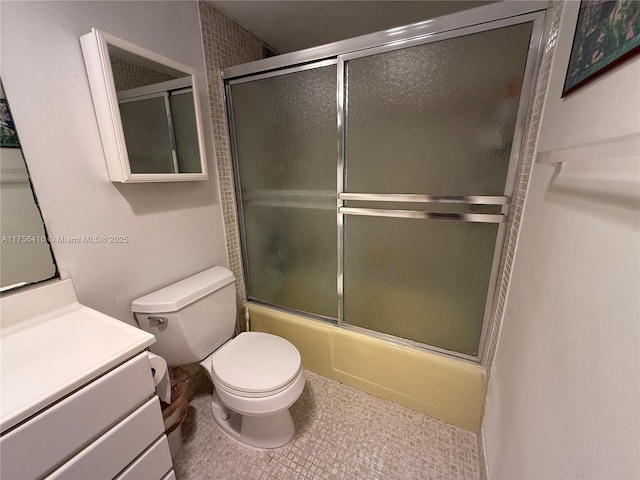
[0,99,20,147]
[563,0,640,97]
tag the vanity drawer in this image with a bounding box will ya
[0,352,154,479]
[161,470,177,480]
[46,396,164,479]
[114,435,172,480]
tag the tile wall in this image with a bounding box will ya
[477,2,563,477]
[483,1,563,371]
[198,1,272,329]
[110,56,175,91]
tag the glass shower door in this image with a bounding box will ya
[229,62,338,319]
[340,22,534,357]
[226,9,544,361]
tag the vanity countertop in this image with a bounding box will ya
[0,280,155,432]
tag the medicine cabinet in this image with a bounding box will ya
[80,29,208,182]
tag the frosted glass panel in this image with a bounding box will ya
[120,96,174,174]
[170,91,201,173]
[231,66,337,192]
[345,22,532,195]
[344,215,498,355]
[231,65,337,318]
[244,204,337,318]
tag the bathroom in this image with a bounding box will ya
[0,0,638,479]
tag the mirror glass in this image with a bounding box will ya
[108,45,202,175]
[80,29,208,182]
[0,80,58,291]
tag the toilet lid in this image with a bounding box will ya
[211,332,301,396]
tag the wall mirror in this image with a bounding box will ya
[0,80,58,292]
[80,28,208,183]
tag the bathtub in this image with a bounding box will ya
[247,303,486,432]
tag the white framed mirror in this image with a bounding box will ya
[80,28,208,183]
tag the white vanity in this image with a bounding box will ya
[0,280,174,480]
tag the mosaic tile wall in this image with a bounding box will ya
[198,1,272,330]
[482,1,563,375]
[477,2,563,477]
[110,56,176,91]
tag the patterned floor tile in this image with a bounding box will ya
[173,371,479,480]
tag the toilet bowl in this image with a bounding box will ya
[131,267,305,449]
[200,332,305,448]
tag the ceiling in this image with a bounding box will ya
[210,1,495,53]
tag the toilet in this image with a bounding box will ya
[131,266,305,448]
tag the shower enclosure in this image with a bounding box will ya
[224,3,546,361]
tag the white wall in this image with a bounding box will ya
[0,1,228,324]
[483,2,640,478]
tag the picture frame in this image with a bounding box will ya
[563,0,640,97]
[0,98,20,147]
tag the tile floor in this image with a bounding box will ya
[173,371,480,480]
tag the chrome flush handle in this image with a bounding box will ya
[148,316,168,326]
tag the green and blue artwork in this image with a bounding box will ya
[0,99,19,147]
[563,0,640,96]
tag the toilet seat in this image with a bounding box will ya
[211,332,302,399]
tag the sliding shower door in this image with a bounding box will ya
[229,62,338,319]
[226,7,544,360]
[340,22,533,357]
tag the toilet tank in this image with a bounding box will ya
[131,267,236,366]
